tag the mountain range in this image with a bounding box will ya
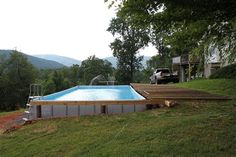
[0,50,65,69]
[0,50,152,69]
[35,54,81,67]
[36,55,151,68]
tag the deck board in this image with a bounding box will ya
[131,83,230,102]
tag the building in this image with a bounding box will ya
[172,54,200,82]
[173,50,235,82]
[204,50,222,78]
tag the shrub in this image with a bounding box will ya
[210,63,236,79]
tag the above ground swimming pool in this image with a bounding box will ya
[29,85,147,119]
[40,85,145,101]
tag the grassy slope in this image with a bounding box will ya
[175,79,236,98]
[0,79,236,157]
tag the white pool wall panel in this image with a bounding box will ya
[79,105,96,115]
[29,105,37,119]
[41,105,51,118]
[53,105,66,117]
[107,105,122,114]
[135,104,147,112]
[95,105,102,115]
[68,106,79,116]
[123,105,135,113]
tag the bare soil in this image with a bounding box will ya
[0,111,23,130]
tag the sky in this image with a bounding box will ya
[0,0,157,60]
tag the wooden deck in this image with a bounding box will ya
[131,83,231,104]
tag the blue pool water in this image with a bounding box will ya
[40,85,145,101]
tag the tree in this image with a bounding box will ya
[79,55,113,85]
[107,17,149,84]
[68,64,80,86]
[106,0,236,63]
[44,70,71,94]
[147,55,171,70]
[0,51,36,110]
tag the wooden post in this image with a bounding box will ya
[78,105,80,116]
[188,57,191,81]
[36,105,42,118]
[65,105,68,117]
[164,100,178,107]
[51,105,54,117]
[94,105,96,114]
[101,105,106,114]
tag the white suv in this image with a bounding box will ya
[150,68,179,84]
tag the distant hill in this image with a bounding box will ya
[33,55,150,68]
[103,56,151,68]
[35,54,81,66]
[0,50,65,69]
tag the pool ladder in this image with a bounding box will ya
[23,84,43,122]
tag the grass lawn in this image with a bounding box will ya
[175,79,236,99]
[0,79,235,157]
[0,109,24,117]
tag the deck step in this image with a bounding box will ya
[24,111,30,114]
[26,103,32,107]
[22,118,29,121]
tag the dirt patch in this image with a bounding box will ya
[0,112,23,130]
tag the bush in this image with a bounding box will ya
[210,63,236,79]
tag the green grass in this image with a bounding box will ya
[176,79,236,98]
[0,79,236,157]
[0,109,24,117]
